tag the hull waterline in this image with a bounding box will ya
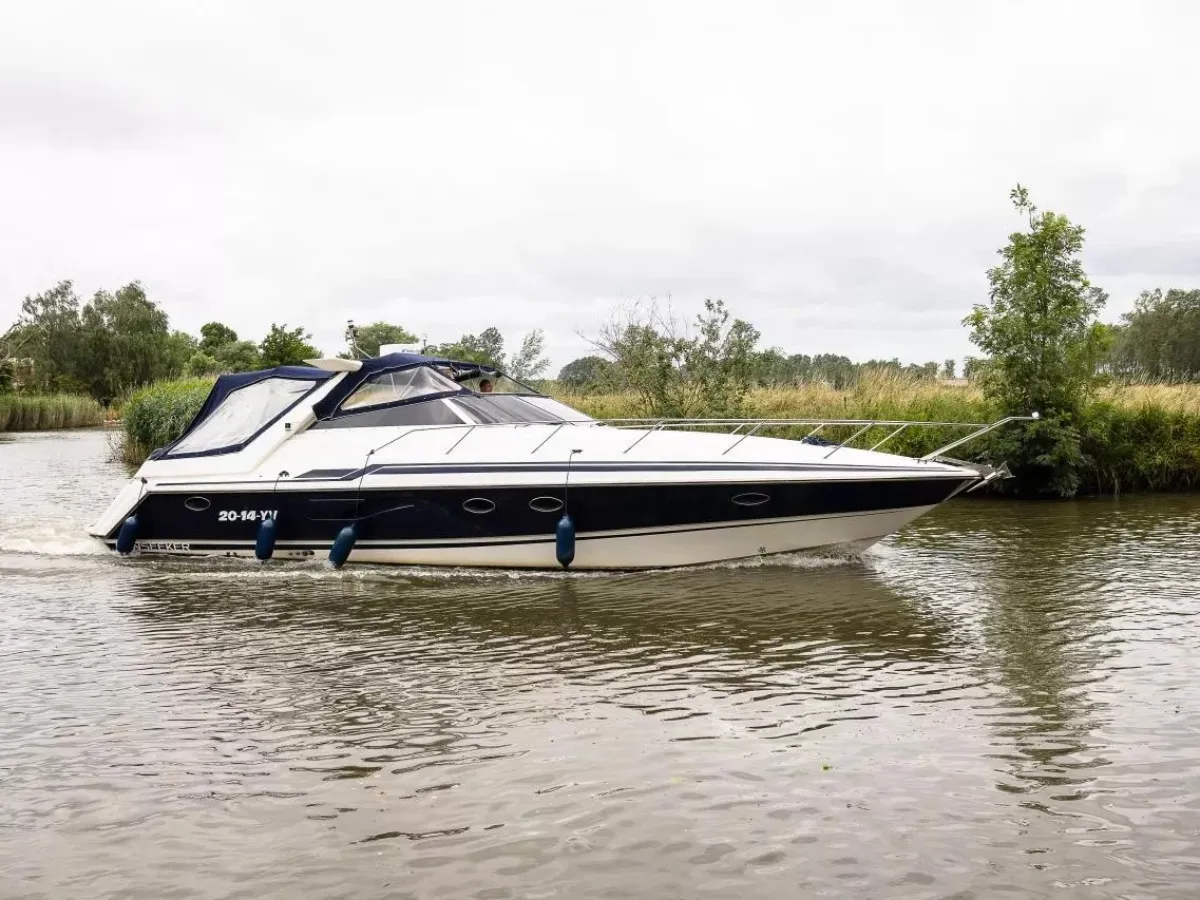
[96,502,945,570]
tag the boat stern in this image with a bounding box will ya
[88,476,145,544]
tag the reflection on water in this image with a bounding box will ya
[3,430,1200,898]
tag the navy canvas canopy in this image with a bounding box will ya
[155,365,333,458]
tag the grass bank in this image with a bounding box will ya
[0,393,106,431]
[118,373,1200,495]
[561,372,1200,495]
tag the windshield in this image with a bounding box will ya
[448,369,540,395]
[170,378,315,455]
[450,395,579,424]
[341,366,462,411]
[521,396,592,421]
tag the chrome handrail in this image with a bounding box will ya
[358,412,1038,463]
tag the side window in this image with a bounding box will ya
[170,378,313,455]
[341,367,460,411]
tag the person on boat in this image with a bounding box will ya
[479,379,494,393]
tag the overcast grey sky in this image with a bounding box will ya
[2,0,1198,371]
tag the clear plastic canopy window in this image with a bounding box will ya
[341,366,461,411]
[170,378,315,455]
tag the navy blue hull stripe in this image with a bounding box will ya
[104,476,970,542]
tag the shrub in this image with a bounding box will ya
[121,377,214,464]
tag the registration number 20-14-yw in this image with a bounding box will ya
[217,509,278,522]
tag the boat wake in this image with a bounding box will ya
[0,523,108,557]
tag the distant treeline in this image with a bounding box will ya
[0,283,550,403]
[2,278,1199,406]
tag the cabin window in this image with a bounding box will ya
[341,367,461,411]
[170,378,315,455]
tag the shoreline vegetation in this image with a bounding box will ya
[0,393,105,432]
[112,371,1200,496]
[7,185,1200,495]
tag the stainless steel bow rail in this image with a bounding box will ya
[364,412,1039,471]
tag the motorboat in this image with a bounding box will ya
[90,352,1031,570]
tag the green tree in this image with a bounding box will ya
[507,329,550,381]
[941,358,956,379]
[199,322,238,353]
[428,326,506,367]
[964,185,1109,496]
[165,330,198,377]
[184,351,221,377]
[213,340,262,372]
[1108,288,1200,381]
[259,324,319,368]
[78,283,175,401]
[16,281,84,391]
[591,298,759,417]
[344,321,419,358]
[557,355,615,391]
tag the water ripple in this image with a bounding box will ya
[4,432,1200,898]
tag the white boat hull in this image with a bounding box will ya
[116,505,934,570]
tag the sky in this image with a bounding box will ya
[2,0,1199,373]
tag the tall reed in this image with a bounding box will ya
[0,393,105,432]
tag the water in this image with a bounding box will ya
[3,430,1200,899]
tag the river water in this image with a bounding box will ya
[3,429,1200,899]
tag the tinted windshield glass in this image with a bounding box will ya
[450,395,570,424]
[315,399,466,429]
[450,371,540,395]
[171,378,314,455]
[341,366,461,411]
[522,396,592,421]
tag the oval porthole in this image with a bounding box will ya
[184,496,211,512]
[463,497,496,515]
[528,496,564,514]
[732,492,770,508]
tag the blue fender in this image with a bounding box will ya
[328,524,357,569]
[555,514,576,568]
[255,517,277,561]
[115,516,139,555]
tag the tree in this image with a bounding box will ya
[588,298,759,417]
[941,359,956,379]
[428,326,506,367]
[199,322,238,353]
[213,340,262,372]
[507,329,550,381]
[964,185,1109,496]
[185,351,221,377]
[78,282,175,401]
[557,355,615,391]
[1108,288,1200,381]
[165,330,198,377]
[962,356,985,382]
[16,281,84,391]
[1,321,33,392]
[259,324,319,368]
[343,322,419,358]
